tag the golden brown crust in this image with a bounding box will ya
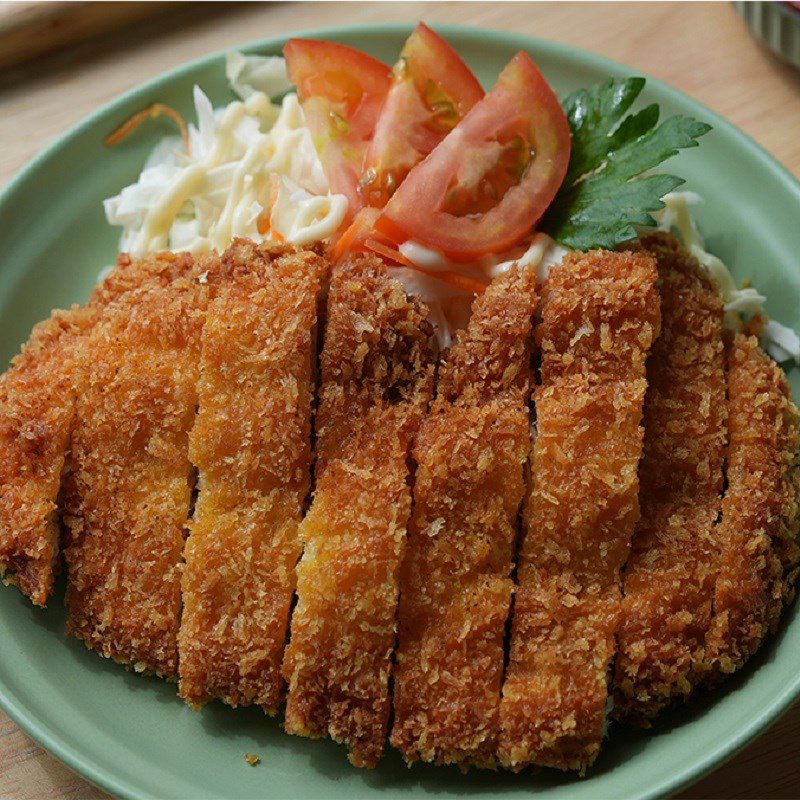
[0,251,195,606]
[705,334,800,677]
[433,266,537,409]
[614,236,727,724]
[0,310,90,605]
[311,254,436,478]
[178,241,327,712]
[390,266,537,768]
[96,251,198,303]
[63,252,210,678]
[499,249,660,772]
[282,254,435,768]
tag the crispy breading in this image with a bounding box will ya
[282,254,435,768]
[499,249,660,772]
[390,266,537,768]
[0,310,92,606]
[705,334,800,677]
[0,252,195,606]
[178,241,327,712]
[63,252,212,678]
[614,235,727,724]
[432,267,536,408]
[96,251,199,303]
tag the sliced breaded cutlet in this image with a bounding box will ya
[178,241,327,713]
[0,252,195,606]
[63,251,213,678]
[282,254,436,768]
[705,333,800,677]
[0,309,95,606]
[390,265,537,769]
[499,249,660,772]
[614,234,727,724]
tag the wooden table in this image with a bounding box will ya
[1,3,799,798]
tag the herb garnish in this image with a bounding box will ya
[542,77,711,251]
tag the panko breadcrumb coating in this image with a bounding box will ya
[0,310,94,606]
[63,252,213,678]
[178,241,326,713]
[282,254,435,768]
[0,251,197,606]
[705,334,800,677]
[499,249,660,772]
[390,265,537,768]
[614,235,727,724]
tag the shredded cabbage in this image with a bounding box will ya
[104,55,346,257]
[225,51,292,101]
[653,192,800,364]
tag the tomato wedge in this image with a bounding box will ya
[375,52,571,261]
[284,38,391,220]
[361,23,484,207]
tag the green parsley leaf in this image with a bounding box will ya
[541,77,712,251]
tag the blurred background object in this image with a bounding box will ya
[0,1,181,70]
[734,1,800,69]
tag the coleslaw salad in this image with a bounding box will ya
[103,53,800,363]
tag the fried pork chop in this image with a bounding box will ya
[282,254,435,768]
[499,249,660,772]
[705,333,800,677]
[390,264,537,769]
[614,234,728,723]
[0,252,197,606]
[0,231,797,776]
[178,241,326,712]
[63,252,213,678]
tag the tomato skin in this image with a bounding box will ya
[376,51,571,261]
[284,38,391,219]
[362,23,484,207]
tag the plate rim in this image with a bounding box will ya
[1,22,799,800]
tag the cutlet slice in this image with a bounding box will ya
[0,310,93,606]
[499,249,660,772]
[0,252,195,606]
[282,254,435,768]
[705,334,800,677]
[178,241,327,712]
[63,253,211,678]
[390,265,537,768]
[614,235,727,723]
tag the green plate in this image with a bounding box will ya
[1,24,799,800]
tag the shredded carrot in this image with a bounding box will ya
[364,238,416,268]
[329,207,381,261]
[105,103,191,155]
[438,271,488,295]
[269,172,281,206]
[329,207,486,295]
[364,238,487,295]
[256,174,283,236]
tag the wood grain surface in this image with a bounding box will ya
[1,3,799,799]
[0,2,175,70]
